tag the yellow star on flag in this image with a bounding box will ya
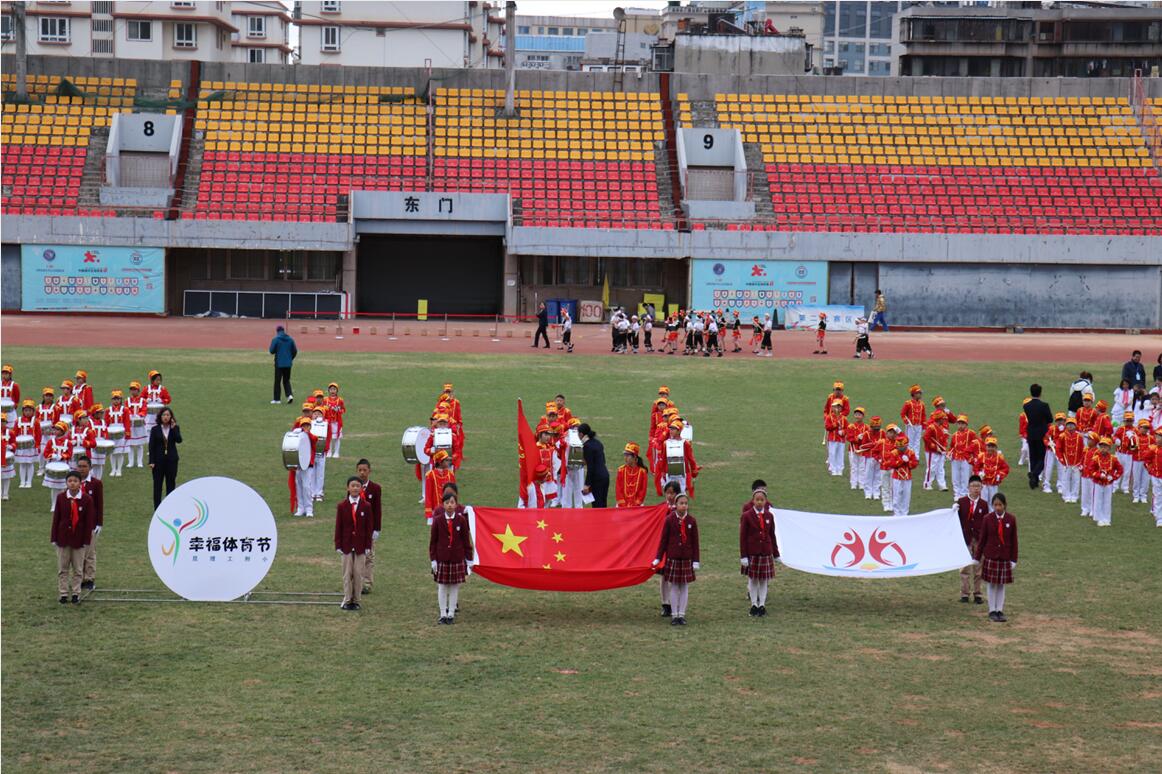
[536,519,548,530]
[555,551,566,563]
[543,563,552,570]
[493,524,529,557]
[551,532,564,544]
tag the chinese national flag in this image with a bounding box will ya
[469,504,669,592]
[516,399,540,500]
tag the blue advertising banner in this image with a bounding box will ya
[21,245,165,313]
[691,259,828,323]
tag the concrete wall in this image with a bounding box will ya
[1,244,21,311]
[877,263,1162,329]
[674,34,807,77]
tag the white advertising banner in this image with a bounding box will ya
[784,305,866,332]
[148,477,278,601]
[774,508,973,578]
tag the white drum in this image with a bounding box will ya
[131,415,145,430]
[567,428,584,469]
[281,431,311,471]
[14,434,35,452]
[39,420,54,437]
[401,426,431,465]
[95,438,116,457]
[43,461,69,488]
[71,446,88,462]
[0,397,13,417]
[680,421,694,442]
[433,427,453,453]
[665,439,686,476]
[106,424,126,442]
[147,401,165,419]
[309,419,328,454]
[60,413,73,428]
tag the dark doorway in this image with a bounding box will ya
[357,235,503,315]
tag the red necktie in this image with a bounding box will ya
[70,498,78,530]
[997,514,1005,545]
[350,500,358,530]
[446,515,455,547]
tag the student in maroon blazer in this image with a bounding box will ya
[355,459,383,595]
[955,474,989,605]
[739,485,779,618]
[651,493,700,626]
[50,470,95,604]
[74,455,104,591]
[428,490,474,625]
[334,476,375,612]
[974,492,1019,623]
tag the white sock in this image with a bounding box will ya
[672,583,689,618]
[995,585,1006,612]
[437,583,448,616]
[92,464,104,480]
[747,577,758,606]
[660,579,671,605]
[2,478,10,497]
[447,584,460,618]
[331,438,341,458]
[757,579,769,607]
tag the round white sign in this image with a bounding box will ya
[148,476,278,601]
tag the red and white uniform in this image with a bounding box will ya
[43,434,71,462]
[900,398,926,451]
[1055,430,1085,502]
[13,414,42,464]
[74,382,94,411]
[887,443,919,516]
[126,395,148,447]
[922,420,949,491]
[1085,451,1123,526]
[57,392,80,420]
[654,437,699,497]
[145,383,172,405]
[0,378,18,422]
[974,450,1010,502]
[824,412,848,476]
[845,421,869,490]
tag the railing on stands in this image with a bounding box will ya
[284,310,540,339]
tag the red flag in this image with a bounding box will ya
[469,504,669,592]
[516,399,540,501]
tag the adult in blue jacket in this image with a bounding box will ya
[269,325,298,404]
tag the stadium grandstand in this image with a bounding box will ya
[2,54,1160,329]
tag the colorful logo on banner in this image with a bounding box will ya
[21,244,165,313]
[828,527,917,573]
[690,260,827,323]
[147,477,278,601]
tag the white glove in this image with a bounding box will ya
[364,549,370,556]
[692,561,701,571]
[431,560,438,572]
[372,530,380,541]
[1010,561,1017,569]
[650,558,660,567]
[51,542,57,547]
[466,565,472,576]
[740,557,749,568]
[336,549,344,555]
[93,525,102,535]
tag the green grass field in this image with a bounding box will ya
[2,347,1160,773]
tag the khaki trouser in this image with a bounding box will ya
[959,540,981,597]
[341,551,366,605]
[57,545,84,596]
[83,532,98,583]
[363,547,375,589]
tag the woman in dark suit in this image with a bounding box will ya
[149,407,183,508]
[578,423,610,508]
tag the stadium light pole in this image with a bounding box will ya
[13,1,28,100]
[503,0,517,117]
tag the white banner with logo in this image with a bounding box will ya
[774,508,972,577]
[148,477,278,601]
[784,305,866,332]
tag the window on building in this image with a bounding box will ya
[174,22,196,48]
[38,17,70,43]
[539,256,555,285]
[248,16,266,38]
[321,0,340,13]
[537,26,544,34]
[518,25,529,34]
[275,251,305,281]
[127,20,151,41]
[838,41,865,73]
[229,252,266,280]
[307,253,339,281]
[92,18,112,32]
[839,2,867,38]
[91,1,113,13]
[1,15,13,42]
[868,1,896,39]
[562,27,573,36]
[824,1,837,38]
[558,257,588,285]
[248,47,265,63]
[868,59,891,76]
[322,25,340,51]
[92,38,113,53]
[548,27,558,35]
[868,42,890,57]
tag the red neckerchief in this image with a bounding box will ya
[350,498,359,530]
[996,512,1005,545]
[677,514,688,544]
[446,513,456,547]
[70,497,79,530]
[358,481,369,501]
[754,505,767,534]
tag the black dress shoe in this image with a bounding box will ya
[350,603,361,611]
[987,611,999,622]
[758,606,767,617]
[974,595,984,605]
[661,604,672,617]
[446,616,455,624]
[994,612,1007,622]
[59,596,68,604]
[749,605,758,617]
[960,595,970,603]
[71,595,79,604]
[670,617,681,626]
[676,617,687,625]
[81,580,94,590]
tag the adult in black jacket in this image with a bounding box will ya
[532,302,550,349]
[578,423,610,508]
[149,407,183,507]
[1023,384,1053,490]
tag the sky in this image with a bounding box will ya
[514,1,671,18]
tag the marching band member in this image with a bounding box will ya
[824,400,848,477]
[1093,400,1114,439]
[923,404,950,492]
[1,417,13,500]
[534,424,559,508]
[429,489,474,625]
[1079,431,1100,518]
[1055,417,1085,504]
[1017,399,1031,467]
[74,454,104,591]
[324,383,346,459]
[975,437,1010,504]
[125,381,148,468]
[14,400,41,488]
[889,434,919,517]
[105,391,131,478]
[86,404,109,480]
[68,410,97,463]
[35,388,59,475]
[656,420,698,496]
[1113,411,1139,495]
[975,492,1018,623]
[1086,437,1122,527]
[730,310,743,353]
[823,381,850,420]
[57,380,80,420]
[440,384,463,429]
[51,470,95,605]
[615,442,649,507]
[1,365,18,424]
[648,393,669,461]
[845,408,869,491]
[739,485,778,618]
[1075,393,1097,433]
[144,370,172,406]
[877,424,901,512]
[860,416,883,501]
[651,492,700,626]
[423,450,456,525]
[900,385,926,454]
[290,417,316,518]
[1132,419,1154,504]
[73,370,94,411]
[335,476,374,612]
[1042,413,1067,494]
[354,459,383,595]
[956,475,989,605]
[560,417,586,509]
[1147,428,1162,527]
[309,406,331,502]
[42,421,72,510]
[554,395,573,427]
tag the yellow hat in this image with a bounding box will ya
[1065,417,1077,425]
[1083,392,1094,400]
[42,387,55,396]
[75,370,87,379]
[89,403,104,413]
[1096,400,1108,410]
[869,416,882,426]
[148,370,161,379]
[986,436,998,445]
[129,381,142,390]
[111,390,123,398]
[979,425,993,436]
[311,389,325,398]
[833,381,844,390]
[433,450,450,464]
[435,413,449,422]
[443,383,454,391]
[910,384,922,394]
[669,420,684,431]
[957,414,968,423]
[1022,397,1032,405]
[73,409,88,420]
[895,435,908,445]
[655,397,668,405]
[295,417,312,428]
[569,417,581,427]
[54,421,69,433]
[301,403,315,411]
[545,402,557,413]
[658,386,670,395]
[853,406,866,414]
[1086,431,1099,441]
[61,380,74,389]
[885,423,899,433]
[0,364,11,373]
[1124,411,1135,419]
[624,442,640,455]
[1054,412,1066,421]
[932,396,945,406]
[1099,436,1113,445]
[327,382,339,389]
[1138,419,1152,427]
[21,399,35,409]
[310,405,325,414]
